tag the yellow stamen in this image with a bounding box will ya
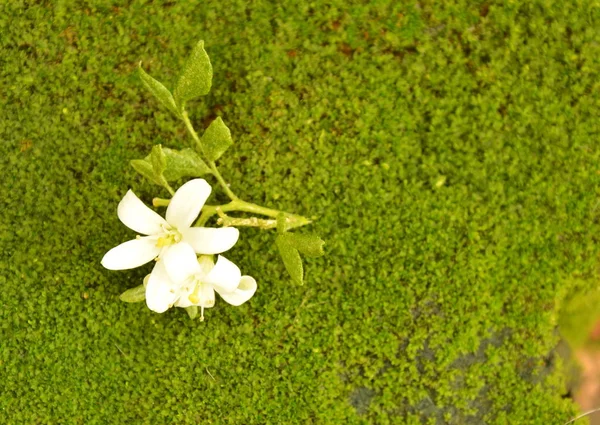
[155,236,171,247]
[188,281,202,304]
[154,229,183,248]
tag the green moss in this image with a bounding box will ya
[2,0,600,423]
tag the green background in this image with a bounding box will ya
[2,0,600,423]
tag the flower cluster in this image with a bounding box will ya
[101,179,256,319]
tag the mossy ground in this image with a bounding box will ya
[2,1,600,423]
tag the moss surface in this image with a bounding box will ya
[2,0,600,423]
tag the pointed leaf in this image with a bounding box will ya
[276,235,304,285]
[185,305,198,319]
[279,233,325,258]
[131,145,170,188]
[119,285,146,303]
[138,63,180,117]
[201,117,233,161]
[149,144,167,176]
[130,159,164,186]
[162,148,212,181]
[173,40,213,107]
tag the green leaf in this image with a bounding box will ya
[173,40,213,107]
[200,117,233,161]
[138,63,180,117]
[130,144,170,188]
[162,148,211,181]
[185,306,198,319]
[130,159,164,186]
[276,235,304,285]
[279,233,325,258]
[119,285,146,303]
[149,144,167,176]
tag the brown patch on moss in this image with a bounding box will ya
[19,139,33,152]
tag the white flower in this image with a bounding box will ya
[101,179,239,271]
[145,243,257,318]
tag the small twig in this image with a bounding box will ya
[564,407,600,425]
[217,215,278,229]
[114,343,127,356]
[205,367,216,381]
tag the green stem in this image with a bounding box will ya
[181,110,238,201]
[196,208,214,227]
[195,200,311,231]
[208,161,238,201]
[217,200,282,217]
[181,110,202,151]
[153,197,171,207]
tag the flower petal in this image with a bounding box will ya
[174,289,194,308]
[218,276,257,306]
[166,179,211,230]
[206,255,241,294]
[162,242,201,284]
[181,227,239,255]
[198,283,216,308]
[101,237,161,270]
[118,190,167,235]
[146,261,177,313]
